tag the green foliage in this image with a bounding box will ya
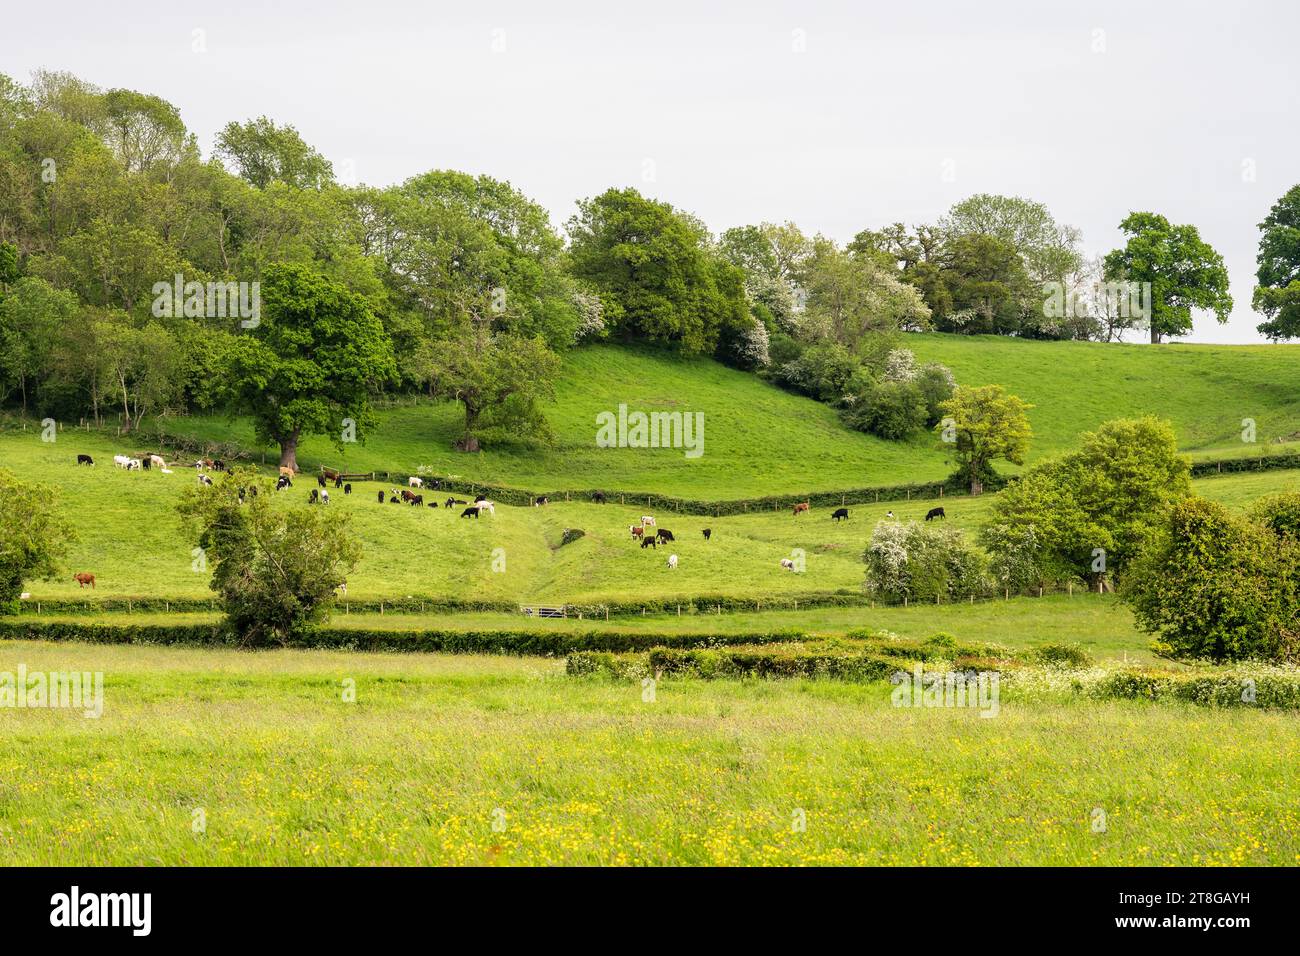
[227,263,397,468]
[647,647,900,682]
[981,417,1191,588]
[1124,497,1298,663]
[567,187,749,356]
[937,384,1033,493]
[215,116,334,189]
[841,379,927,440]
[941,193,1083,286]
[176,469,362,646]
[0,469,74,613]
[1104,211,1233,343]
[1253,184,1300,340]
[863,520,988,604]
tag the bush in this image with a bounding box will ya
[841,379,927,440]
[1091,666,1300,709]
[1031,643,1092,668]
[647,647,900,682]
[1124,497,1297,663]
[559,528,586,547]
[863,520,988,603]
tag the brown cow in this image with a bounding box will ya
[792,502,810,516]
[279,465,296,478]
[630,525,645,539]
[74,572,96,589]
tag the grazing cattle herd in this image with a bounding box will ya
[61,450,952,593]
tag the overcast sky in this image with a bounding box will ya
[4,0,1297,342]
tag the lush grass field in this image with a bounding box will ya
[4,427,1295,608]
[134,336,1300,498]
[4,428,1298,607]
[0,639,1294,866]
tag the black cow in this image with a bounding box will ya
[317,475,327,488]
[640,536,657,549]
[76,454,94,466]
[410,494,423,506]
[308,489,319,504]
[656,529,674,543]
[460,506,480,519]
[592,491,606,504]
[334,477,343,489]
[534,496,549,507]
[701,528,712,541]
[344,483,352,495]
[925,507,946,521]
[276,476,292,491]
[390,496,402,505]
[378,490,385,503]
[141,456,151,470]
[445,497,466,509]
[832,507,849,522]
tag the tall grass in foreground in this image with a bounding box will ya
[0,640,1294,866]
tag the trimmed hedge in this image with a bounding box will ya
[0,619,806,655]
[646,647,902,682]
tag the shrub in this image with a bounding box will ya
[0,469,73,615]
[647,647,900,682]
[1031,643,1092,668]
[841,379,927,440]
[559,528,586,547]
[1124,497,1296,663]
[863,520,987,603]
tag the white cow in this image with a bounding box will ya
[149,454,166,469]
[667,554,678,570]
[409,476,424,488]
[640,515,656,527]
[113,455,131,469]
[476,500,495,515]
[780,558,796,571]
[198,474,213,486]
[126,458,142,471]
[320,490,330,504]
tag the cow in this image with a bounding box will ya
[630,525,645,539]
[344,483,352,495]
[780,558,796,571]
[390,496,402,505]
[656,529,674,543]
[445,497,467,509]
[149,454,166,470]
[409,476,423,488]
[279,466,296,478]
[74,572,96,588]
[309,489,319,504]
[334,476,343,489]
[534,496,549,507]
[702,528,712,541]
[401,489,418,503]
[140,455,151,470]
[127,458,142,471]
[322,467,340,481]
[409,494,423,506]
[666,554,678,570]
[640,535,657,549]
[76,454,94,466]
[885,510,895,520]
[460,506,480,519]
[925,507,946,521]
[198,474,213,486]
[277,476,292,491]
[640,515,655,527]
[377,490,385,503]
[832,507,849,522]
[476,500,496,515]
[212,460,225,472]
[321,490,330,504]
[113,455,131,469]
[792,502,810,516]
[592,491,607,504]
[317,474,327,488]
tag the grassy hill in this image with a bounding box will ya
[4,427,1297,607]
[150,337,1300,499]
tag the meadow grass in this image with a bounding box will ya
[0,639,1293,866]
[4,423,1295,606]
[122,336,1300,498]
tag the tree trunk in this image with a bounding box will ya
[455,403,481,452]
[120,377,132,433]
[279,428,301,472]
[1151,326,1160,344]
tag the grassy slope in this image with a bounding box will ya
[156,337,1300,498]
[5,429,1297,607]
[1,639,1295,865]
[909,334,1300,460]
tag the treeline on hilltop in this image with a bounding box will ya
[1,70,1297,466]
